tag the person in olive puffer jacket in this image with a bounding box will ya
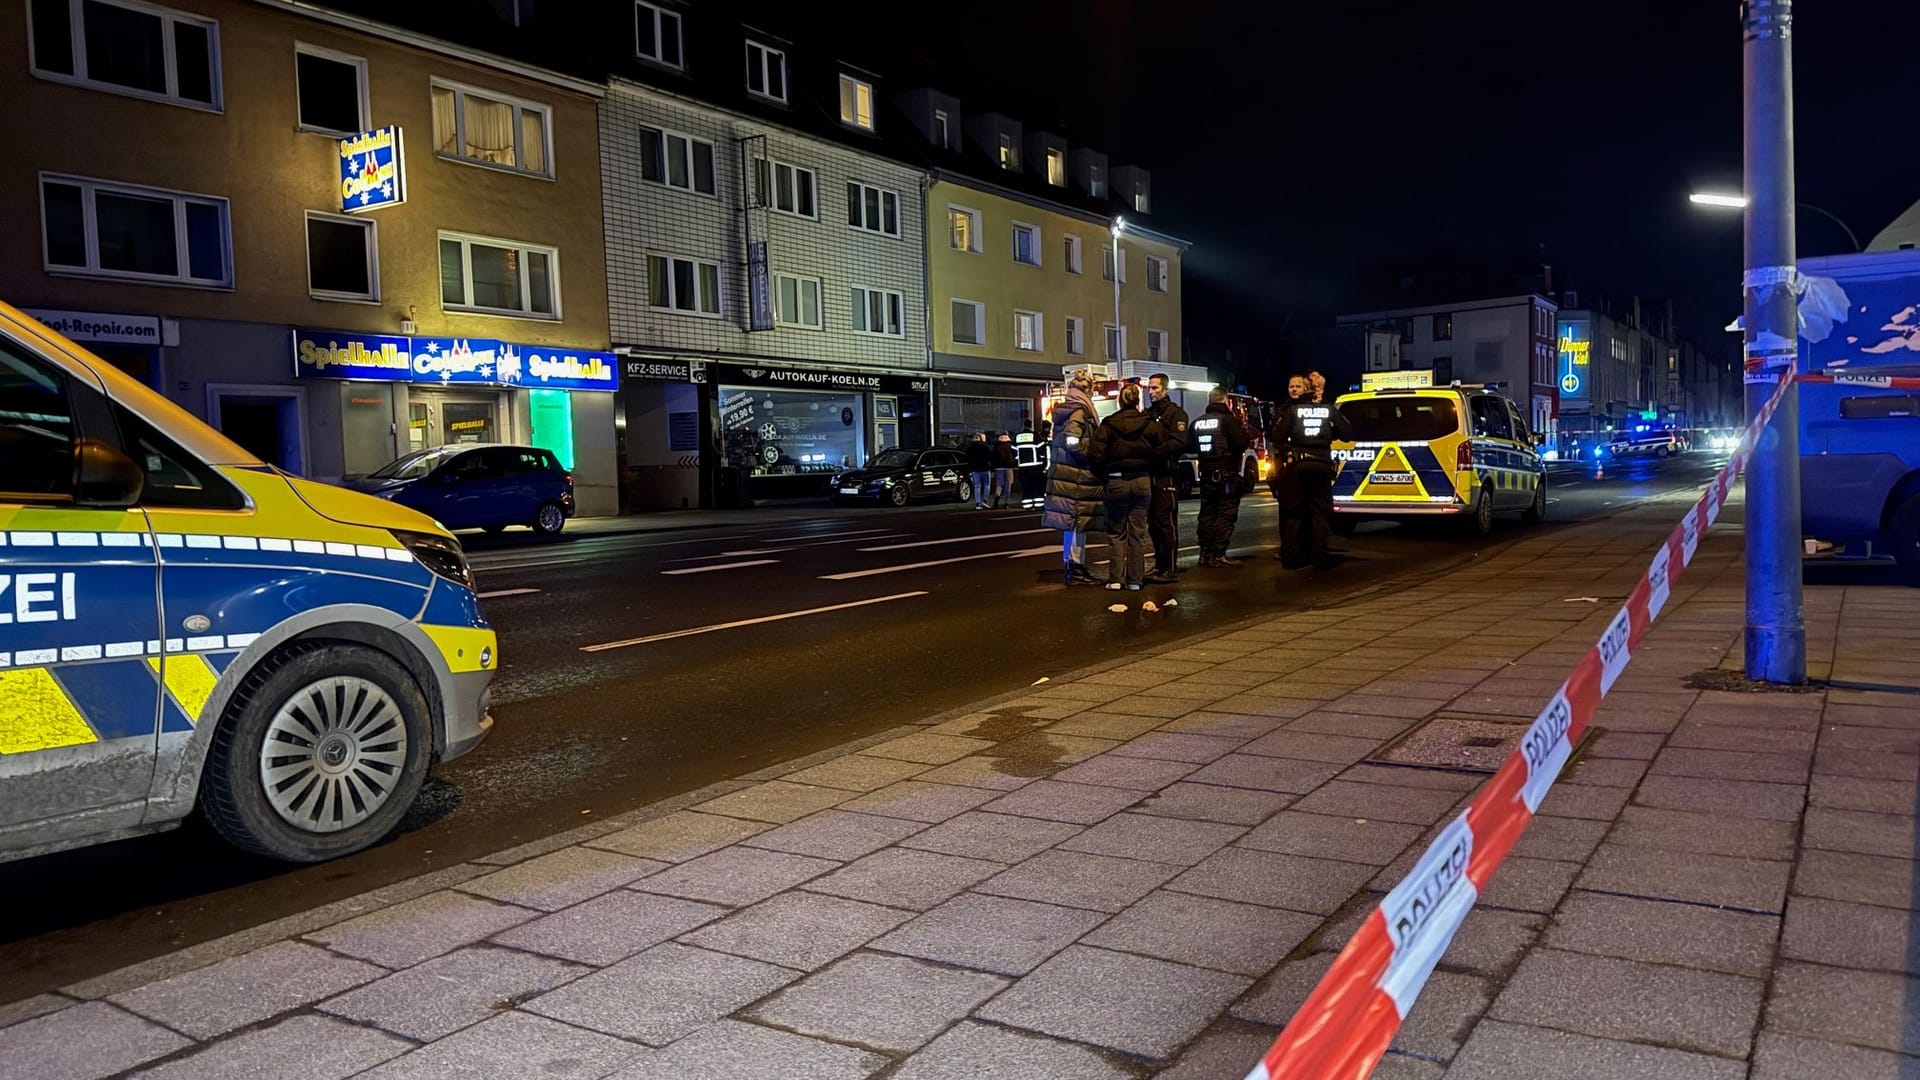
[1089,382,1168,590]
[1042,371,1104,585]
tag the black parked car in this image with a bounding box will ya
[829,448,974,507]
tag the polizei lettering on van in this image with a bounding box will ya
[0,573,78,625]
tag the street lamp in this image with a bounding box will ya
[1689,190,1862,252]
[1111,216,1125,364]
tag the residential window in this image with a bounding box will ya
[852,286,903,336]
[305,211,376,301]
[1064,316,1085,356]
[1014,310,1043,352]
[294,43,366,135]
[951,299,984,345]
[948,205,981,252]
[932,109,949,149]
[1145,255,1168,293]
[1146,328,1167,362]
[1103,245,1126,283]
[431,80,551,177]
[1103,324,1125,361]
[997,134,1017,170]
[754,158,816,217]
[838,74,874,131]
[1399,319,1415,344]
[1011,222,1040,267]
[1433,313,1453,341]
[41,174,231,287]
[439,232,559,318]
[774,272,821,329]
[29,0,220,110]
[634,1,682,68]
[1045,148,1066,187]
[745,40,786,102]
[1088,162,1105,198]
[646,253,720,316]
[638,125,716,195]
[1063,234,1083,274]
[847,181,899,236]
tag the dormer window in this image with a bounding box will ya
[635,2,682,69]
[746,41,786,102]
[838,74,874,131]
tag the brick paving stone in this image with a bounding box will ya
[804,847,1004,910]
[871,892,1108,976]
[1184,753,1345,794]
[1389,969,1495,1062]
[1339,762,1483,792]
[111,940,385,1039]
[1802,806,1916,858]
[1106,731,1246,764]
[1766,960,1920,1055]
[1236,810,1424,866]
[1208,694,1325,719]
[1158,710,1292,739]
[1096,695,1209,719]
[692,781,856,824]
[1282,711,1415,740]
[523,942,797,1045]
[1578,842,1790,912]
[1509,815,1610,863]
[1231,953,1336,1026]
[356,1011,645,1080]
[1289,780,1462,824]
[0,994,70,1031]
[632,845,839,907]
[1545,891,1779,978]
[1634,774,1806,822]
[604,1018,887,1080]
[585,811,772,862]
[492,890,728,967]
[1057,812,1247,866]
[1559,755,1649,787]
[912,756,1046,791]
[888,1021,1137,1080]
[1155,1018,1286,1080]
[683,892,913,971]
[1823,703,1920,730]
[1652,747,1812,785]
[1585,731,1667,760]
[1447,1019,1746,1080]
[1824,725,1920,755]
[976,849,1180,913]
[1475,856,1582,914]
[1779,895,1920,975]
[1813,747,1920,782]
[1807,773,1918,816]
[1794,848,1919,910]
[320,944,585,1040]
[1131,782,1295,826]
[1750,1031,1920,1080]
[976,945,1250,1059]
[1237,730,1381,765]
[131,1014,408,1080]
[456,846,668,912]
[836,780,999,824]
[862,732,997,764]
[897,810,1083,863]
[0,1002,189,1080]
[1081,890,1320,976]
[1488,948,1764,1058]
[1607,804,1798,860]
[988,732,1123,769]
[1323,692,1442,719]
[1669,723,1817,755]
[1168,847,1375,915]
[737,809,927,861]
[1310,902,1542,978]
[746,953,1008,1053]
[1533,782,1632,822]
[1047,712,1173,740]
[980,779,1144,825]
[1052,753,1201,790]
[780,753,934,791]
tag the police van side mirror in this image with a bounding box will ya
[73,438,144,508]
[1532,433,1547,447]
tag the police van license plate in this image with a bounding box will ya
[1370,471,1415,485]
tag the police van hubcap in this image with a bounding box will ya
[260,676,409,833]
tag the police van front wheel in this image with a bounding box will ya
[199,642,433,863]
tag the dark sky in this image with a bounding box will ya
[831,0,1920,366]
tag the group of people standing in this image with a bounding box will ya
[962,431,1019,509]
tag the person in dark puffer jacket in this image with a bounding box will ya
[1042,370,1103,585]
[1089,382,1168,591]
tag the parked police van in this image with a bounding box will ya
[0,303,496,863]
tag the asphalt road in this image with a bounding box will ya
[0,449,1734,1003]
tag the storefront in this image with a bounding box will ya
[935,375,1048,445]
[615,354,709,513]
[22,307,171,392]
[711,362,931,502]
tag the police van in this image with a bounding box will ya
[1329,370,1547,535]
[1,303,495,864]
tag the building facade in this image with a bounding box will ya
[1336,295,1559,438]
[3,0,620,512]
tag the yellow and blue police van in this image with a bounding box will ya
[1,303,495,863]
[1329,371,1547,535]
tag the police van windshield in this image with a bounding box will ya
[370,446,465,480]
[1340,397,1460,443]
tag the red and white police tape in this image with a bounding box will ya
[1243,372,1800,1080]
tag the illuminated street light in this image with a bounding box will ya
[1688,191,1861,251]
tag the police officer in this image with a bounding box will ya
[1143,372,1189,583]
[1192,387,1251,567]
[1271,374,1353,570]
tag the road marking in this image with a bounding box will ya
[859,528,1051,552]
[759,528,898,542]
[477,587,541,598]
[661,559,779,576]
[664,534,919,563]
[580,591,928,651]
[822,545,1059,580]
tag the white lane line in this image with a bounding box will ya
[477,587,541,599]
[661,559,779,576]
[664,534,919,563]
[858,528,1052,552]
[822,545,1058,581]
[580,591,929,652]
[758,528,898,542]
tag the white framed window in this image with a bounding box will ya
[745,40,786,102]
[951,299,985,346]
[847,181,900,237]
[439,232,559,319]
[852,286,904,336]
[754,158,816,217]
[29,0,221,110]
[1045,148,1066,187]
[638,125,716,195]
[1014,310,1043,352]
[838,74,874,130]
[948,205,981,253]
[41,173,231,288]
[1088,162,1106,198]
[305,210,377,302]
[431,79,552,178]
[1065,316,1085,356]
[774,272,821,329]
[646,253,721,316]
[998,133,1017,170]
[1146,254,1169,292]
[1011,222,1041,267]
[1146,328,1168,362]
[294,43,367,136]
[1104,324,1126,361]
[1103,244,1127,283]
[1063,234,1083,274]
[932,109,950,149]
[634,1,683,68]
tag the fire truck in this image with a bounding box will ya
[1041,365,1275,497]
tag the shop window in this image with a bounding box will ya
[294,43,367,135]
[431,79,551,177]
[852,286,903,336]
[440,232,558,318]
[30,0,220,109]
[42,174,231,288]
[306,211,377,301]
[721,386,865,475]
[340,383,395,476]
[648,253,721,316]
[775,272,822,329]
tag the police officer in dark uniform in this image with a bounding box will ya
[1270,376,1353,570]
[1192,387,1251,567]
[1143,372,1189,583]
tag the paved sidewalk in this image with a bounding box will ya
[4,496,1917,1080]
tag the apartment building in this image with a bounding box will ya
[1336,296,1560,438]
[3,0,619,512]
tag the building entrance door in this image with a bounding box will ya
[407,391,501,452]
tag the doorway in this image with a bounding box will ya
[207,385,307,475]
[406,391,502,452]
[873,395,899,459]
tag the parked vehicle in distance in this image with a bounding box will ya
[1609,424,1682,457]
[350,444,575,535]
[830,447,974,507]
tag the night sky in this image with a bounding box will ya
[830,0,1920,377]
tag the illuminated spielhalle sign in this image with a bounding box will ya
[1556,320,1591,399]
[339,126,406,213]
[292,330,617,392]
